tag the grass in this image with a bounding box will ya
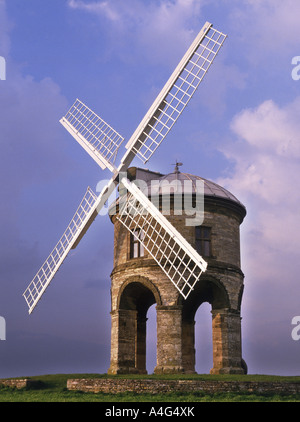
[0,373,300,402]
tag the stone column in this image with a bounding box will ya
[136,315,147,374]
[210,308,244,374]
[181,319,196,373]
[108,309,139,374]
[154,305,184,374]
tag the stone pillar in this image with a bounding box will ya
[154,305,184,374]
[136,315,147,374]
[210,309,244,374]
[108,309,139,374]
[181,319,196,373]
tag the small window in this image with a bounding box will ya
[195,226,211,257]
[130,229,145,259]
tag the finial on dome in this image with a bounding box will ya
[172,161,183,173]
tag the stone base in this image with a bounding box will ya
[154,365,184,375]
[0,379,41,389]
[108,366,146,375]
[210,367,245,375]
[67,377,300,395]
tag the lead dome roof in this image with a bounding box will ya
[130,167,244,208]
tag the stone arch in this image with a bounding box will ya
[178,275,230,321]
[117,275,162,314]
[176,276,243,374]
[108,276,161,374]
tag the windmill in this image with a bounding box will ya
[23,22,227,315]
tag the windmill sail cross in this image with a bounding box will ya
[24,21,226,313]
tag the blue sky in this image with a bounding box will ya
[0,0,300,377]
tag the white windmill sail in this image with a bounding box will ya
[60,23,227,173]
[117,178,207,299]
[23,21,226,313]
[23,180,117,314]
[60,99,124,173]
[121,22,226,168]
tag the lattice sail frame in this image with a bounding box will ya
[23,187,99,313]
[123,23,227,166]
[58,23,226,173]
[117,178,207,299]
[60,99,124,172]
[23,178,118,314]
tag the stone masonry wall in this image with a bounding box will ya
[67,378,300,395]
[109,191,246,375]
[0,379,34,389]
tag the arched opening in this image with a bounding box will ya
[194,302,213,374]
[180,277,230,374]
[116,279,160,374]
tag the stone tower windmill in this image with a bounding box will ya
[22,22,242,375]
[108,166,247,375]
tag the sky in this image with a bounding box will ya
[0,0,300,378]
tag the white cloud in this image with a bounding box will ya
[225,98,300,204]
[229,0,300,61]
[67,0,206,65]
[216,97,300,374]
[218,97,300,320]
[231,99,300,158]
[68,0,120,21]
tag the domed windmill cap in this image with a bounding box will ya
[135,163,246,223]
[142,163,245,204]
